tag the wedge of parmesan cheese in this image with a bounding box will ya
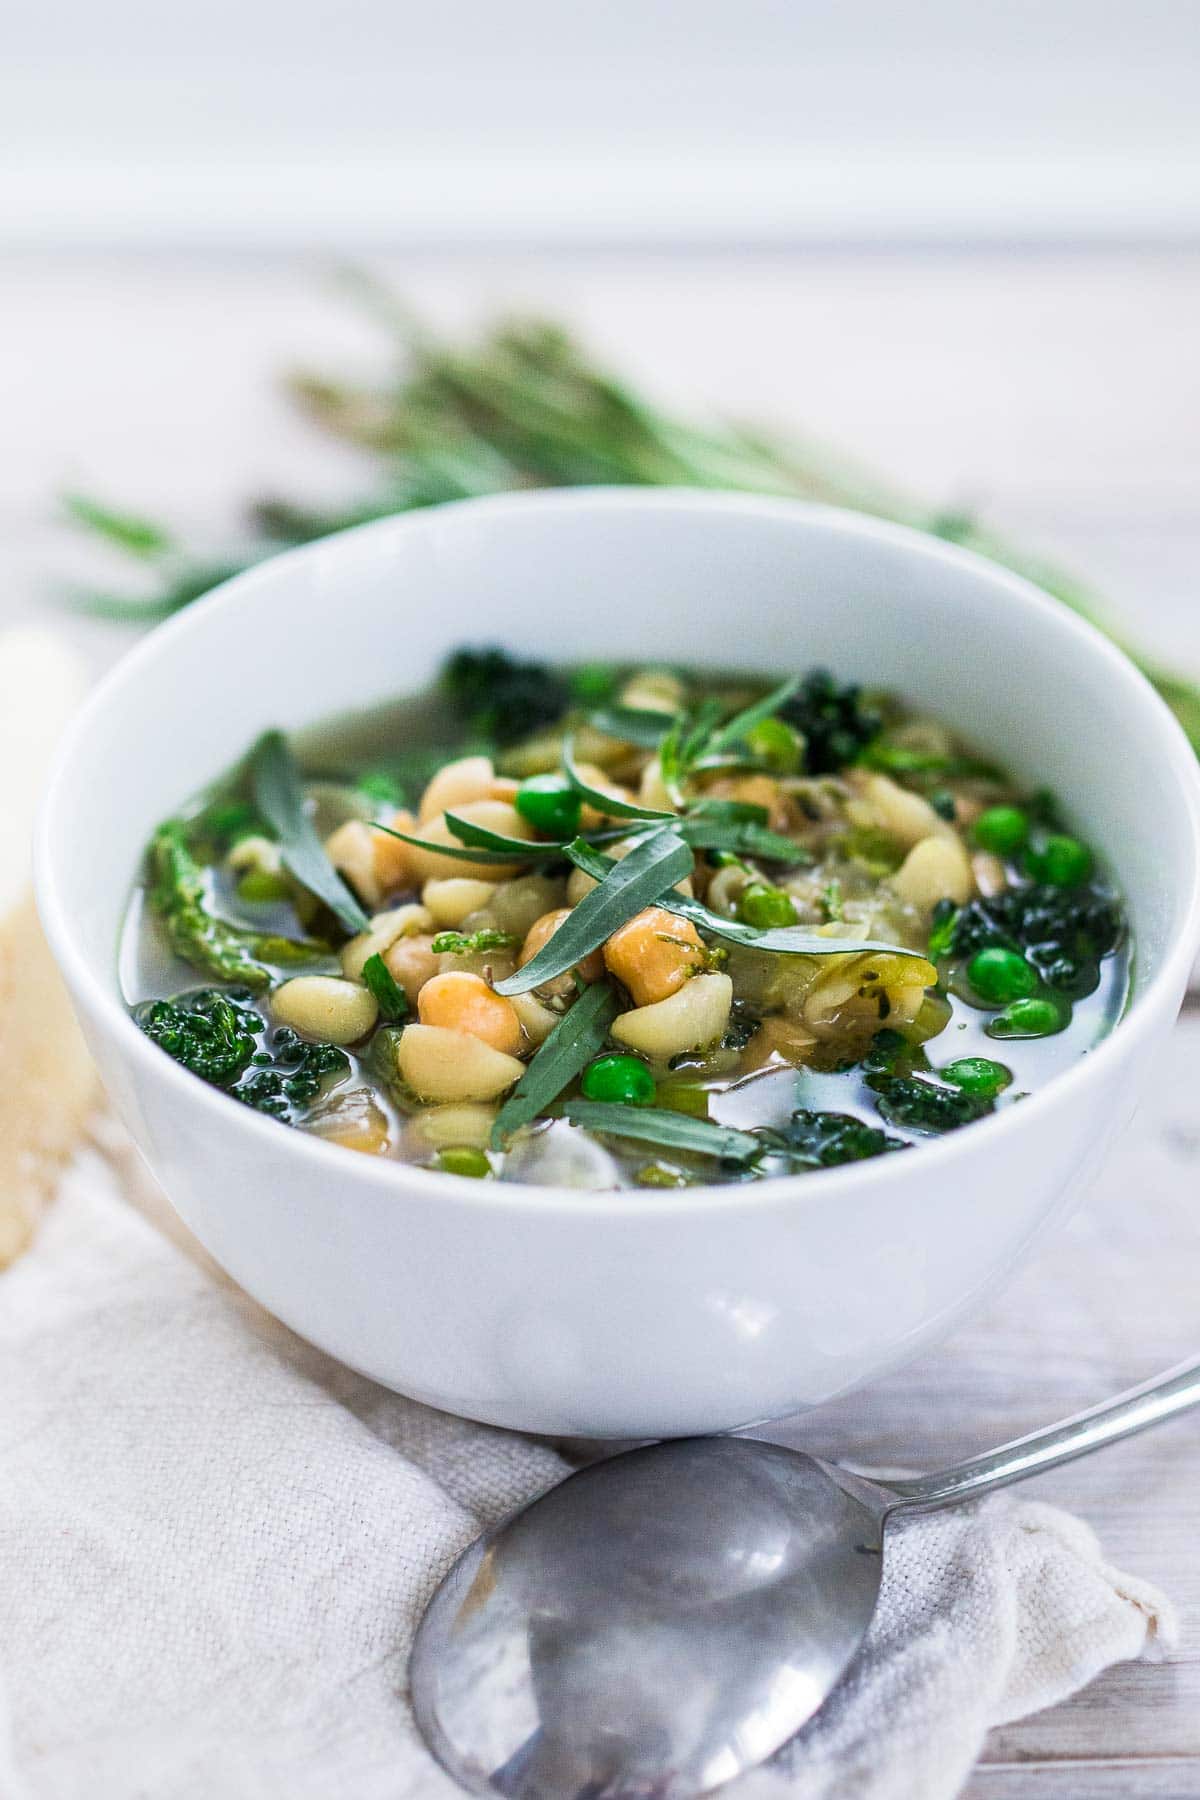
[0,627,97,1266]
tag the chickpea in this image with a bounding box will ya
[383,932,440,1005]
[518,908,605,998]
[271,976,378,1045]
[418,971,522,1056]
[603,906,706,1007]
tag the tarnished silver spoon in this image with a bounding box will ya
[412,1355,1200,1798]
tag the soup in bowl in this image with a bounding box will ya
[36,491,1200,1436]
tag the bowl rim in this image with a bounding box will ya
[35,485,1200,1220]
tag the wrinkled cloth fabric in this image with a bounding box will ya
[0,1132,1175,1800]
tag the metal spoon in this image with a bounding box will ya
[411,1354,1200,1798]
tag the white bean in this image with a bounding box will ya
[271,976,378,1044]
[508,990,561,1046]
[850,773,945,850]
[487,873,568,938]
[403,801,536,884]
[422,877,499,928]
[892,835,975,910]
[404,1102,498,1152]
[397,1024,525,1102]
[418,755,497,823]
[620,668,685,713]
[611,973,732,1059]
[341,903,434,981]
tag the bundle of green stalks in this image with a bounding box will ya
[64,290,1200,758]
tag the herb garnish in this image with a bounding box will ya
[361,952,409,1021]
[431,928,518,956]
[564,1102,762,1163]
[561,735,675,821]
[563,840,923,961]
[497,830,695,995]
[250,731,370,934]
[491,979,621,1146]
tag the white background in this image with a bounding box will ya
[4,0,1200,247]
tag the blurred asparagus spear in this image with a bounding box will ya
[64,301,1200,754]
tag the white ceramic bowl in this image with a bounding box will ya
[36,490,1200,1438]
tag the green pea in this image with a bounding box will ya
[1024,834,1093,887]
[435,1146,492,1178]
[571,662,618,704]
[986,997,1065,1039]
[746,717,802,772]
[581,1054,656,1107]
[967,945,1037,1004]
[930,789,957,822]
[236,869,292,904]
[737,882,799,930]
[357,770,405,807]
[516,773,583,841]
[972,805,1029,856]
[940,1056,1013,1098]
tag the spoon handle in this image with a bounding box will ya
[885,1353,1200,1514]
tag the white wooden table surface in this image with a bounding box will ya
[3,249,1199,1797]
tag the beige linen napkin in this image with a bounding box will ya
[0,1129,1174,1800]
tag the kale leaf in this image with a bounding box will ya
[779,669,882,774]
[947,883,1123,998]
[133,986,261,1085]
[147,820,329,990]
[867,1072,993,1133]
[441,646,569,747]
[768,1108,909,1168]
[134,986,350,1121]
[235,1028,351,1119]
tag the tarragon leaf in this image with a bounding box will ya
[565,839,922,959]
[496,829,694,995]
[250,731,369,934]
[588,705,676,749]
[491,980,620,1146]
[563,1102,761,1163]
[562,734,675,821]
[707,677,802,754]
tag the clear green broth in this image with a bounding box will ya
[120,658,1130,1189]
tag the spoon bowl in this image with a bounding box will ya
[412,1356,1200,1797]
[412,1440,887,1797]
